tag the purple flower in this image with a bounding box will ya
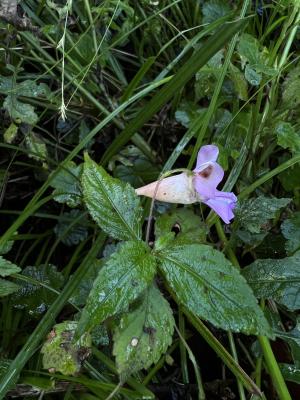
[193,145,237,224]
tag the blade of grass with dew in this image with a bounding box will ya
[100,18,248,166]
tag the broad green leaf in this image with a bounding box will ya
[41,321,91,376]
[25,132,48,162]
[113,285,174,379]
[0,257,21,277]
[234,196,291,234]
[276,318,300,366]
[243,251,300,310]
[237,33,275,86]
[158,244,271,336]
[281,212,300,254]
[76,241,156,336]
[51,161,82,208]
[82,153,142,240]
[155,208,207,247]
[0,278,20,297]
[54,210,88,247]
[275,122,300,153]
[4,96,38,125]
[11,265,64,317]
[282,66,300,109]
[280,364,300,384]
[0,77,50,125]
[202,0,231,24]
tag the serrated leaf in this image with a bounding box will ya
[155,208,207,246]
[76,241,156,336]
[82,153,142,240]
[0,278,20,297]
[281,212,300,254]
[11,265,64,317]
[235,196,291,234]
[158,244,272,336]
[54,210,88,246]
[41,321,91,376]
[276,122,300,153]
[0,257,21,277]
[243,251,300,311]
[238,33,275,86]
[0,232,16,255]
[51,162,82,208]
[113,285,174,378]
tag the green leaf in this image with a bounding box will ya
[155,208,207,247]
[276,318,300,366]
[4,96,38,125]
[229,63,248,100]
[244,65,261,86]
[54,210,88,247]
[234,196,291,234]
[0,232,17,255]
[0,256,21,277]
[282,66,300,109]
[3,123,18,144]
[69,260,102,307]
[237,33,275,86]
[101,18,247,165]
[0,77,51,125]
[158,244,271,336]
[280,363,300,384]
[281,212,300,254]
[243,251,300,310]
[0,278,20,297]
[113,285,174,379]
[41,321,91,376]
[11,265,64,317]
[275,122,300,153]
[50,161,83,208]
[25,132,48,162]
[76,241,156,336]
[82,153,142,240]
[202,0,231,24]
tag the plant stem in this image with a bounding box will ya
[215,221,291,400]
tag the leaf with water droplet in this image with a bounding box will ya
[82,153,142,240]
[243,251,300,311]
[158,244,272,336]
[11,265,64,317]
[113,285,174,379]
[76,241,156,337]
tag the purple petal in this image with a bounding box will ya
[204,190,237,224]
[193,162,224,200]
[196,145,219,169]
